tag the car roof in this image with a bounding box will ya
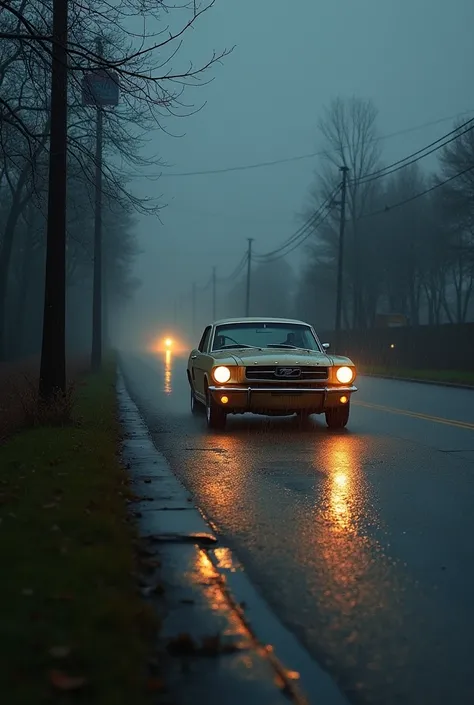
[211,317,311,326]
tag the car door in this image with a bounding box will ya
[191,326,212,397]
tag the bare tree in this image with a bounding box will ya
[436,121,474,322]
[309,96,382,328]
[0,0,229,400]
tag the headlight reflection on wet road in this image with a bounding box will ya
[121,353,474,705]
[164,349,172,394]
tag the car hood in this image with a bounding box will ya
[229,349,331,366]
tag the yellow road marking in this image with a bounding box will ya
[354,400,474,431]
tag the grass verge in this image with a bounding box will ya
[360,365,474,386]
[0,360,157,704]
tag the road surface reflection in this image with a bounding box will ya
[164,349,172,394]
[187,429,412,699]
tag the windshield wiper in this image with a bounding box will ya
[217,344,257,350]
[267,344,298,349]
[266,344,316,352]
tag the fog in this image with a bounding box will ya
[1,0,474,365]
[114,0,473,351]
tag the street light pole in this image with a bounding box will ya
[245,238,253,317]
[212,265,216,320]
[335,165,349,349]
[39,0,69,400]
[192,281,196,338]
[91,36,104,372]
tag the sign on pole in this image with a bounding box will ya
[82,70,119,107]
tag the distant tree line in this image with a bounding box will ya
[296,97,474,330]
[221,97,474,331]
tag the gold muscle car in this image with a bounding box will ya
[187,317,357,430]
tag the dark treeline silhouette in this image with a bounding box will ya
[216,97,474,336]
[0,0,227,373]
[295,97,474,331]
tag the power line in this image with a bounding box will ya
[253,185,341,262]
[259,203,335,263]
[354,118,474,186]
[254,187,340,260]
[220,251,249,282]
[134,110,473,179]
[196,273,213,292]
[359,163,474,220]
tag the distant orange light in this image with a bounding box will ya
[340,395,348,404]
[146,333,187,356]
[220,396,229,404]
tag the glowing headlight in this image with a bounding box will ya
[213,366,231,384]
[336,366,354,384]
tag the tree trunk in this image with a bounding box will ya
[0,190,27,359]
[38,0,69,401]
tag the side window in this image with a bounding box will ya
[198,327,212,353]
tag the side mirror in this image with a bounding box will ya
[322,342,330,350]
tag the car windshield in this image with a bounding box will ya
[211,322,320,352]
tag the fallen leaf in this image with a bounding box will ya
[201,634,221,655]
[49,669,87,691]
[146,677,165,693]
[49,593,74,601]
[167,633,196,655]
[49,646,71,659]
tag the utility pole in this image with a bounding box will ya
[245,238,253,317]
[335,165,349,349]
[192,282,196,338]
[212,265,216,320]
[39,0,69,401]
[91,36,104,372]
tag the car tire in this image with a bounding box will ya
[206,390,227,430]
[325,404,350,429]
[190,387,201,415]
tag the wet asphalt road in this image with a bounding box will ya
[121,351,474,705]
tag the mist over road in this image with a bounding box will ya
[121,351,474,705]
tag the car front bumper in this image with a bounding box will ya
[208,384,358,413]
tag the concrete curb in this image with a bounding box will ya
[117,371,349,705]
[361,372,474,391]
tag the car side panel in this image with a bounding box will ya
[193,352,214,398]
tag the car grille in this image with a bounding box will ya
[245,366,329,381]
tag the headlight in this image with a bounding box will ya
[213,366,231,384]
[336,366,354,384]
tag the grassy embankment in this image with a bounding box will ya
[0,360,158,704]
[360,365,474,386]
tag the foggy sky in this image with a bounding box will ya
[122,0,474,346]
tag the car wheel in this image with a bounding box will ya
[325,404,350,429]
[190,387,201,415]
[206,390,227,430]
